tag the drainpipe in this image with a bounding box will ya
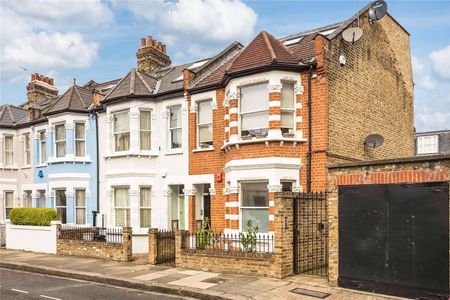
[93,109,100,227]
[306,64,313,193]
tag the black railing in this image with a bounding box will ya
[59,225,123,244]
[182,232,274,257]
[156,230,175,264]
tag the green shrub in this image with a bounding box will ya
[9,208,59,226]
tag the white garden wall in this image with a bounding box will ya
[5,220,60,254]
[132,233,148,253]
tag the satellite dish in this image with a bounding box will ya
[342,27,363,43]
[364,134,384,148]
[368,0,388,22]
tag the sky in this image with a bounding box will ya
[1,0,449,131]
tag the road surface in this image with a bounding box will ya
[0,268,192,300]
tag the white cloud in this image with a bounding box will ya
[412,55,437,90]
[430,45,450,79]
[416,112,450,131]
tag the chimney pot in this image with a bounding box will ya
[141,38,146,47]
[157,42,163,51]
[49,78,54,86]
[44,76,50,84]
[147,35,153,46]
[31,74,36,81]
[152,39,157,47]
[40,75,45,82]
[162,44,166,53]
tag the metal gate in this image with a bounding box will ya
[156,230,175,264]
[293,192,328,276]
[339,182,449,299]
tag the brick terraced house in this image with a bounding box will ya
[1,4,414,239]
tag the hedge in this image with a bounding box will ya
[9,208,59,226]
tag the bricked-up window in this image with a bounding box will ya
[23,190,32,207]
[169,106,182,149]
[55,124,66,157]
[75,189,86,224]
[39,131,46,164]
[240,83,269,137]
[23,133,31,165]
[114,111,130,152]
[75,122,86,157]
[140,187,151,227]
[4,135,14,166]
[4,191,13,219]
[55,189,67,224]
[140,110,152,151]
[240,182,269,233]
[281,83,295,134]
[114,187,130,227]
[197,100,213,148]
[417,135,438,154]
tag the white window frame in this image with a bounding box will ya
[74,122,86,157]
[139,109,152,151]
[197,100,213,149]
[55,189,67,224]
[169,106,182,149]
[113,110,130,152]
[280,82,296,135]
[54,123,66,158]
[139,186,152,228]
[239,83,269,138]
[75,189,86,224]
[4,191,14,219]
[114,186,130,227]
[38,190,46,208]
[239,181,269,233]
[23,133,31,165]
[39,131,46,164]
[23,190,32,207]
[417,135,439,154]
[4,135,14,166]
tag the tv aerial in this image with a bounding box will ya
[364,134,385,148]
[342,0,364,43]
[368,0,388,23]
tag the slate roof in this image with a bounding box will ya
[103,68,159,101]
[0,105,29,127]
[45,83,92,115]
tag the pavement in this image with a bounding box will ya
[0,249,406,300]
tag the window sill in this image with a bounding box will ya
[0,165,18,170]
[105,152,159,159]
[47,156,92,164]
[165,149,183,156]
[20,166,31,170]
[192,147,215,153]
[36,163,47,168]
[221,137,307,150]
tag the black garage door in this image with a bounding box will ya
[339,182,449,299]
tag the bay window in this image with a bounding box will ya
[140,187,152,227]
[5,191,13,219]
[197,100,213,148]
[281,82,295,134]
[75,189,86,224]
[140,110,152,151]
[23,133,31,165]
[55,189,67,224]
[39,131,46,163]
[240,83,269,137]
[169,106,182,149]
[55,124,66,157]
[114,187,130,227]
[23,190,32,207]
[240,182,269,232]
[114,111,130,152]
[4,135,13,166]
[38,190,46,208]
[75,122,86,157]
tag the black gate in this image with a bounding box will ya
[339,182,449,299]
[156,230,175,264]
[293,192,328,276]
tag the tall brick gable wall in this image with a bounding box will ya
[326,13,414,162]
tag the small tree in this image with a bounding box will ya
[240,220,259,252]
[196,217,212,250]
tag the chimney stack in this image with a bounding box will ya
[26,72,58,108]
[136,34,171,75]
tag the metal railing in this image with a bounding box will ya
[156,230,175,264]
[59,225,123,244]
[182,232,274,257]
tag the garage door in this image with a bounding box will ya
[339,182,449,299]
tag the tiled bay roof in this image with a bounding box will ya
[0,105,29,127]
[103,68,158,101]
[45,83,92,115]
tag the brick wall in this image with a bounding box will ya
[327,155,450,286]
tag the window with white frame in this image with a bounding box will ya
[280,82,295,134]
[113,111,130,152]
[5,191,13,219]
[140,187,152,227]
[39,131,46,164]
[55,124,66,157]
[23,133,31,165]
[55,189,67,224]
[417,135,439,154]
[4,135,13,166]
[197,100,213,148]
[240,83,269,137]
[23,190,32,207]
[169,106,182,149]
[75,122,86,157]
[114,187,130,227]
[38,190,46,208]
[240,182,269,233]
[140,110,151,151]
[75,189,86,224]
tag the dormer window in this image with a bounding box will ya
[417,135,438,154]
[114,111,130,152]
[55,124,66,157]
[240,83,269,138]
